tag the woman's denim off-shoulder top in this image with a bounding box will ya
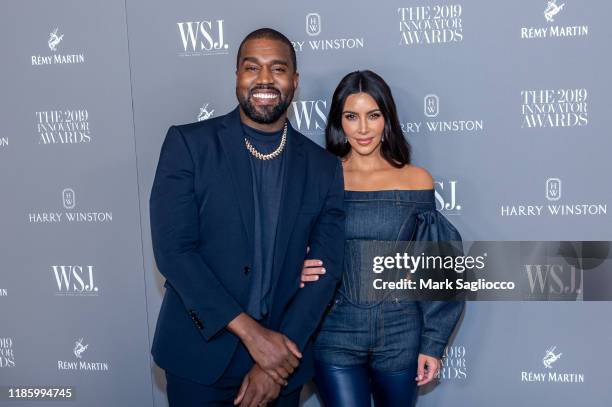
[337,189,464,358]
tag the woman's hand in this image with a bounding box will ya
[415,353,440,386]
[299,259,325,288]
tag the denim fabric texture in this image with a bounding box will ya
[313,189,464,370]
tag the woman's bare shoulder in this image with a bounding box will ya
[396,165,434,190]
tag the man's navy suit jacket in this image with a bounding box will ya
[149,107,345,392]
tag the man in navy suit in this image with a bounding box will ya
[150,28,345,406]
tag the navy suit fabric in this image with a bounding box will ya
[149,107,345,392]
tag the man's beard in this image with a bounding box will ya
[237,86,293,124]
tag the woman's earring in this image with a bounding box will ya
[344,136,348,144]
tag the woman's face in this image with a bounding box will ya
[341,92,385,157]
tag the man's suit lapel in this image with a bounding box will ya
[273,123,306,282]
[217,107,307,283]
[217,107,254,250]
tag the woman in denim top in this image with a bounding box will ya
[300,70,464,407]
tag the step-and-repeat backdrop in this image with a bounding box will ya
[1,1,611,406]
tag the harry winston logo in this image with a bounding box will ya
[48,28,64,51]
[62,188,76,209]
[544,1,565,23]
[424,94,439,118]
[542,346,562,369]
[306,13,321,36]
[545,178,561,201]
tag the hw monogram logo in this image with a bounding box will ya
[306,13,321,36]
[424,94,439,118]
[62,188,76,209]
[545,178,561,201]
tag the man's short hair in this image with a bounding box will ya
[236,28,297,72]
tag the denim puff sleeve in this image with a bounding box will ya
[414,210,465,358]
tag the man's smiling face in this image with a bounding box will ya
[236,38,299,126]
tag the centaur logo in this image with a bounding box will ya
[52,265,98,296]
[73,338,88,359]
[48,28,63,51]
[197,103,214,121]
[177,20,228,56]
[521,1,588,39]
[58,338,109,372]
[32,28,85,66]
[289,100,328,135]
[544,1,565,22]
[521,346,584,383]
[542,346,562,368]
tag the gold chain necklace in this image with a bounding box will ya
[244,122,287,161]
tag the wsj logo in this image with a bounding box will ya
[0,338,15,368]
[524,263,583,299]
[197,103,214,121]
[52,265,98,296]
[290,100,328,135]
[306,13,321,36]
[544,1,565,22]
[435,181,461,214]
[0,288,7,297]
[546,178,561,201]
[424,94,439,118]
[437,345,467,380]
[48,28,63,51]
[177,20,228,56]
[0,137,8,148]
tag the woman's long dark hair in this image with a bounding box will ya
[325,70,410,168]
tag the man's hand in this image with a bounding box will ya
[300,259,325,288]
[415,353,440,386]
[227,313,302,385]
[234,364,281,407]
